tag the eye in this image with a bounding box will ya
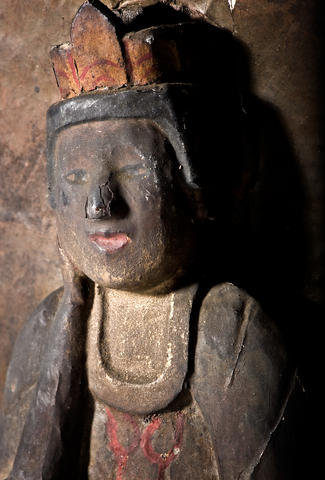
[64,169,88,185]
[116,163,149,180]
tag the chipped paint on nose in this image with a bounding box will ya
[86,183,114,219]
[228,0,237,11]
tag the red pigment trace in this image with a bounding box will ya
[106,407,141,480]
[106,409,185,480]
[140,413,185,480]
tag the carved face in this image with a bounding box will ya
[53,119,196,291]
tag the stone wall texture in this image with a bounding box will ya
[0,0,323,406]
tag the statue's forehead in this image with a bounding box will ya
[55,118,165,157]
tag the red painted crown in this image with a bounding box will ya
[50,1,209,99]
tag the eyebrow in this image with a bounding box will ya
[117,163,147,173]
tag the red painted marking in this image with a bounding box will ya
[136,52,154,66]
[140,416,162,463]
[56,69,69,80]
[106,407,140,480]
[67,52,80,91]
[59,87,69,97]
[94,74,115,85]
[140,413,185,480]
[79,58,121,81]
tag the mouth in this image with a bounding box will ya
[89,232,131,254]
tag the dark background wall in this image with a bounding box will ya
[0,0,323,407]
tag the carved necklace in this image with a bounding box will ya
[87,284,198,415]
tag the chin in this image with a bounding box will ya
[80,253,181,293]
[84,267,166,292]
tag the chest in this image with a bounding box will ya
[85,286,219,478]
[88,400,219,480]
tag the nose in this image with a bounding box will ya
[86,181,114,219]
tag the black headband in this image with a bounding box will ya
[46,83,205,207]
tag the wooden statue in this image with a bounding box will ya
[0,2,297,479]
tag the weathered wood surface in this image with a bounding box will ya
[0,0,323,420]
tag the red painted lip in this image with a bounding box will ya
[89,233,131,254]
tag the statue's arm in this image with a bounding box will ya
[6,269,92,480]
[0,288,62,480]
[192,283,297,480]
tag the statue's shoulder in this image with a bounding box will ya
[193,282,295,479]
[2,287,63,411]
[199,281,252,315]
[197,281,285,362]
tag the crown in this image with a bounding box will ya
[50,1,215,99]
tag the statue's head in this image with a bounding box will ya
[47,1,245,292]
[48,88,202,292]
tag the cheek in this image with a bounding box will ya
[57,185,87,218]
[56,215,87,271]
[56,190,87,254]
[130,175,164,209]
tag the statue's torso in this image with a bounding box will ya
[86,285,218,479]
[0,283,295,480]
